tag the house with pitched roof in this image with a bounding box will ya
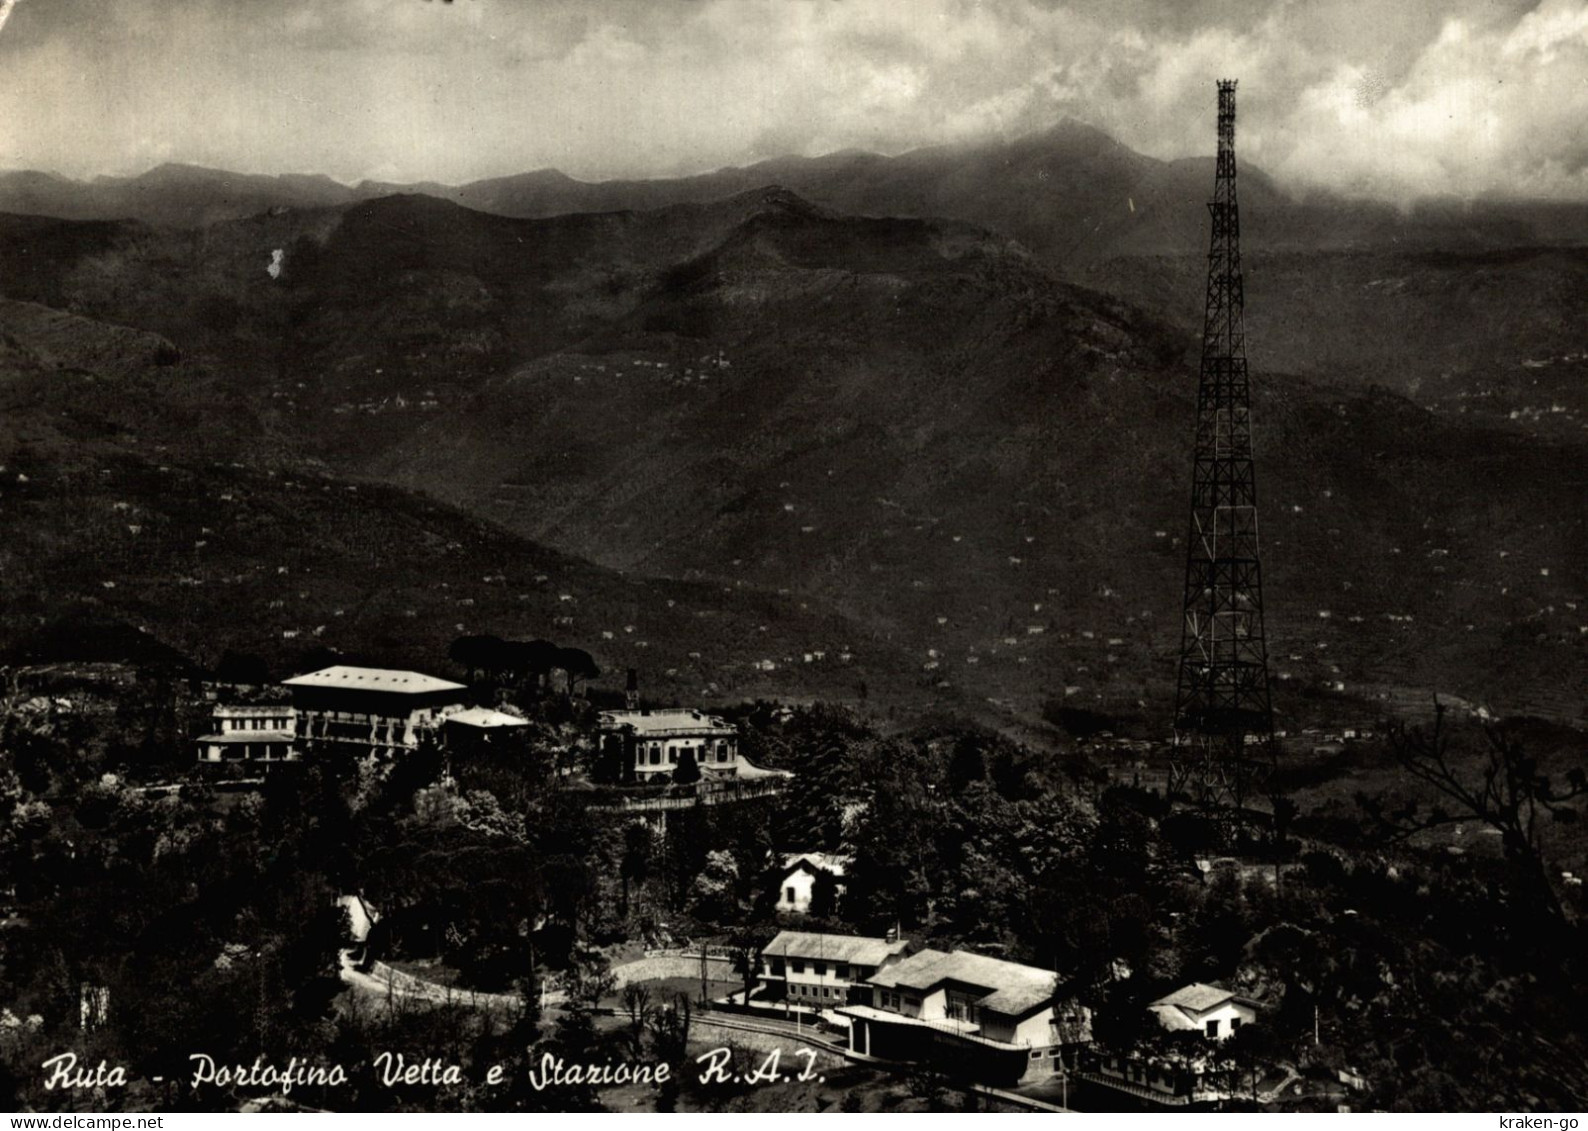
[758,930,910,1010]
[836,948,1091,1086]
[774,852,850,916]
[1148,983,1258,1041]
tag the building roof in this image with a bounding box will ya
[737,759,795,780]
[196,731,295,744]
[213,704,292,717]
[782,852,850,877]
[765,931,909,967]
[1149,983,1241,1015]
[869,948,1056,1017]
[833,1004,1025,1052]
[444,706,529,730]
[599,708,735,737]
[1148,1004,1205,1032]
[281,665,467,695]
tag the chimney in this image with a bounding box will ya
[626,668,639,711]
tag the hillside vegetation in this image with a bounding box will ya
[0,147,1584,733]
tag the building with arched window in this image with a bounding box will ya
[597,707,743,782]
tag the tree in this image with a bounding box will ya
[621,983,653,1054]
[946,734,987,791]
[1360,703,1585,932]
[449,634,506,683]
[727,924,762,1007]
[213,649,269,686]
[556,647,600,697]
[649,994,692,1112]
[1269,793,1299,895]
[520,640,562,691]
[619,821,653,916]
[905,1062,952,1108]
[648,992,692,1062]
[690,849,740,923]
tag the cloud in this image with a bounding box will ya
[0,0,1581,201]
[1268,0,1588,199]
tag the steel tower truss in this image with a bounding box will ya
[1170,79,1276,808]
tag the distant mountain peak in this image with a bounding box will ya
[124,162,234,184]
[1011,116,1136,154]
[744,184,821,213]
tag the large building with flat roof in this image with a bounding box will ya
[283,665,469,759]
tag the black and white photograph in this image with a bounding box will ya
[0,0,1585,1117]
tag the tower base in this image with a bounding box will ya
[1167,733,1274,811]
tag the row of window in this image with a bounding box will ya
[201,743,294,761]
[224,716,290,732]
[639,742,734,766]
[876,991,921,1010]
[774,959,851,980]
[791,984,844,999]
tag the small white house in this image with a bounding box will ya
[775,852,850,915]
[1148,983,1258,1041]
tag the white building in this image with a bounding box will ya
[195,703,297,764]
[775,852,850,915]
[442,706,530,744]
[282,665,469,759]
[837,948,1089,1086]
[597,707,744,782]
[759,930,909,1010]
[1148,983,1258,1041]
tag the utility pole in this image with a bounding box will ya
[1170,78,1278,813]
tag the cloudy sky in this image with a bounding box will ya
[0,0,1584,200]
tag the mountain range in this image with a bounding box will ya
[1,122,1584,738]
[9,120,1588,267]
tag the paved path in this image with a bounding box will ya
[338,950,560,1011]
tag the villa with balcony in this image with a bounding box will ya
[598,707,785,783]
[195,702,297,765]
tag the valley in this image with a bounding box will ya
[1,157,1582,738]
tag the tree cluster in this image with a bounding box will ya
[447,636,599,696]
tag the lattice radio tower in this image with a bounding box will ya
[1169,79,1276,808]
